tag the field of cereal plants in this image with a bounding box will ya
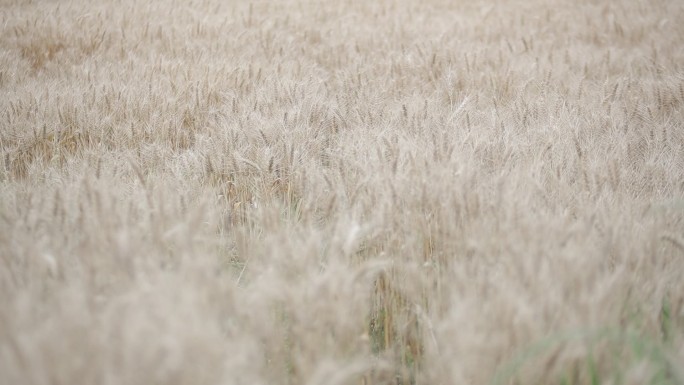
[1,0,684,384]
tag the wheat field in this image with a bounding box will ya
[1,0,684,384]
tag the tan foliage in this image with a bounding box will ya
[1,0,684,384]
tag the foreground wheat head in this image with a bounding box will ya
[1,0,683,384]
